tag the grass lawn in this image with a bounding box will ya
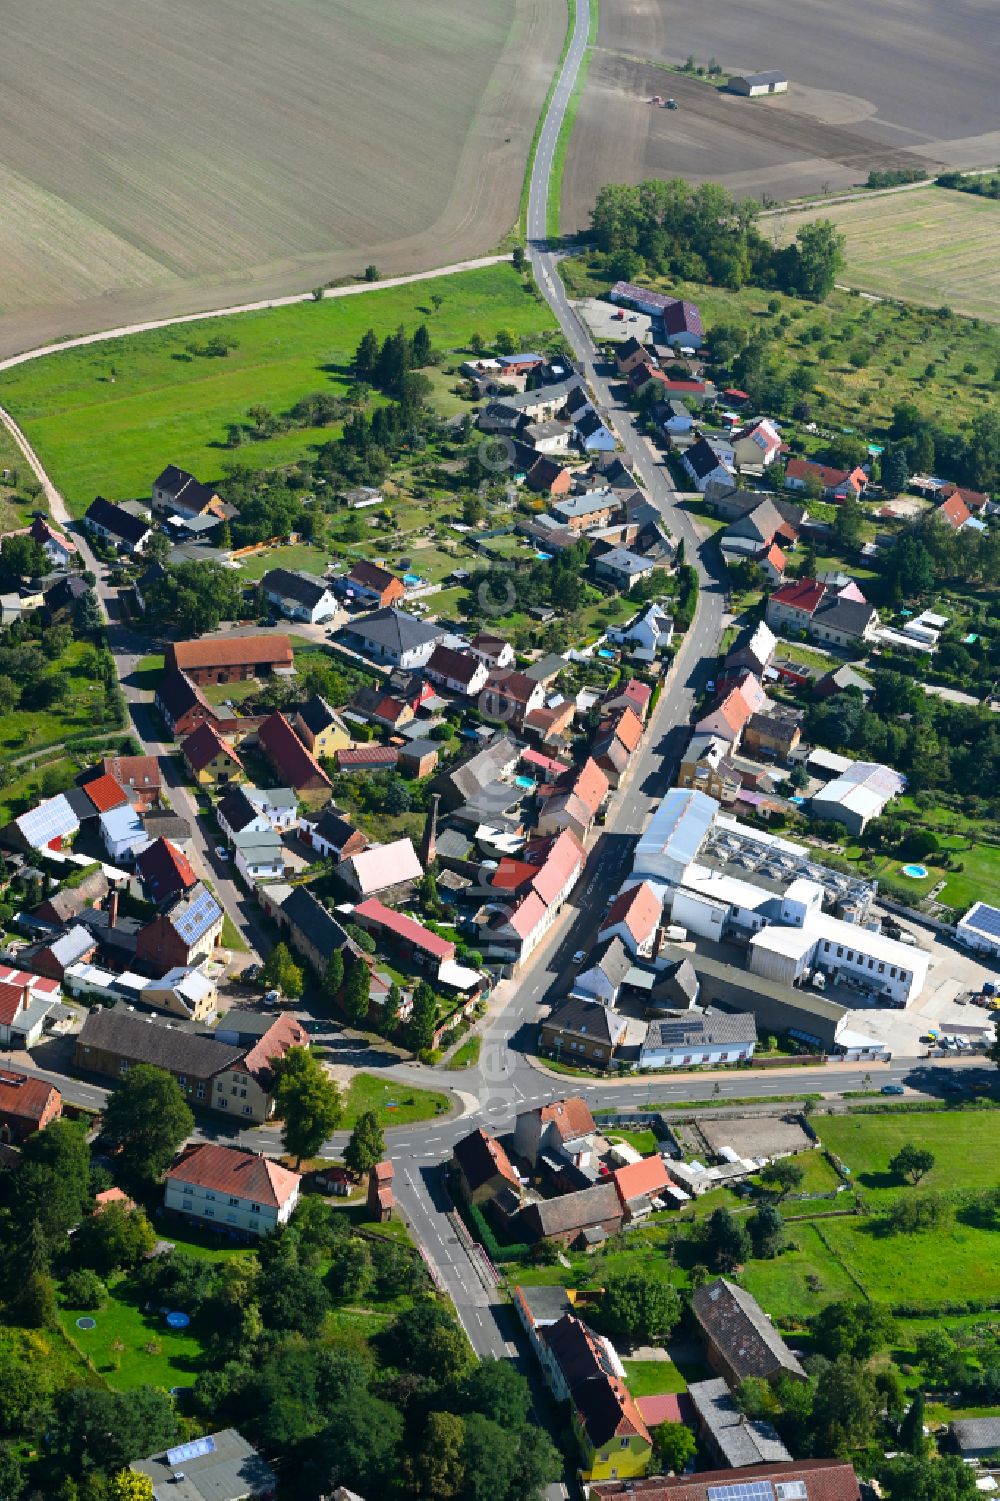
[623,1357,688,1397]
[219,913,248,952]
[132,652,165,692]
[445,1035,482,1070]
[61,1280,206,1391]
[342,1072,452,1128]
[739,1220,863,1319]
[817,1111,1000,1201]
[201,677,261,707]
[0,1322,102,1392]
[817,1215,1000,1308]
[768,186,1000,323]
[0,266,556,516]
[235,543,331,581]
[608,1128,660,1156]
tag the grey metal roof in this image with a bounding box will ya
[734,70,787,86]
[344,606,445,655]
[645,1008,756,1050]
[688,1378,792,1467]
[132,1427,276,1501]
[261,566,330,610]
[543,996,627,1048]
[951,1415,1000,1454]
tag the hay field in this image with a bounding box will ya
[0,264,556,515]
[0,0,563,357]
[767,187,1000,323]
[560,0,1000,231]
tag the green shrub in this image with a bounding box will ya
[60,1268,107,1310]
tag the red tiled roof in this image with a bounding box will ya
[538,1095,596,1139]
[167,634,293,672]
[660,378,706,394]
[492,858,538,892]
[82,773,129,815]
[348,559,400,593]
[94,1186,135,1211]
[0,1069,59,1123]
[336,746,398,769]
[101,754,162,791]
[530,829,585,906]
[591,1460,862,1501]
[354,897,456,961]
[942,484,989,511]
[604,705,644,752]
[0,982,27,1028]
[613,1153,672,1206]
[563,757,609,817]
[938,492,971,528]
[182,721,242,774]
[484,669,539,707]
[622,678,652,708]
[258,712,331,790]
[240,1012,309,1086]
[636,1393,692,1427]
[0,966,59,997]
[167,1143,300,1208]
[759,542,786,571]
[786,457,865,492]
[770,577,826,614]
[601,880,661,944]
[509,890,548,940]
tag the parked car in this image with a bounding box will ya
[214,845,229,861]
[881,1084,904,1096]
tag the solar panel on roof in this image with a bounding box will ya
[165,1435,216,1467]
[967,903,1000,939]
[175,888,222,942]
[19,795,76,845]
[706,1485,775,1501]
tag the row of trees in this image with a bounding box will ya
[591,178,845,300]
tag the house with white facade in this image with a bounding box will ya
[232,827,285,885]
[164,1143,300,1237]
[639,1010,757,1069]
[606,601,674,662]
[261,568,338,625]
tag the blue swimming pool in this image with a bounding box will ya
[901,863,928,880]
[597,648,615,660]
[515,775,536,790]
[535,551,552,560]
[403,573,422,586]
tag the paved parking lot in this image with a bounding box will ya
[575,296,651,346]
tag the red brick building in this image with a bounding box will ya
[0,1070,62,1144]
[165,635,293,686]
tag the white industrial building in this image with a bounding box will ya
[629,790,928,1007]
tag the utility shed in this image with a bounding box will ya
[728,70,788,95]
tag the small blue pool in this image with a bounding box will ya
[403,573,422,586]
[901,863,928,880]
[535,551,552,560]
[597,648,615,660]
[515,775,536,789]
[790,795,805,806]
[964,633,979,644]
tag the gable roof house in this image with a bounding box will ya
[232,826,285,885]
[99,754,162,813]
[682,437,736,493]
[723,620,777,680]
[3,793,80,855]
[513,1095,597,1168]
[99,802,149,861]
[688,1378,793,1469]
[261,567,338,624]
[607,601,674,662]
[730,417,782,470]
[136,882,224,971]
[269,884,360,977]
[298,805,368,861]
[520,1183,625,1251]
[593,546,655,592]
[540,995,627,1068]
[695,674,767,748]
[551,488,620,534]
[570,936,633,1007]
[692,1277,807,1387]
[425,643,489,697]
[477,828,586,965]
[755,539,787,586]
[522,453,575,496]
[152,464,225,519]
[340,838,423,901]
[598,880,662,958]
[722,497,797,555]
[616,335,653,376]
[640,1010,757,1069]
[29,515,77,567]
[479,669,546,728]
[452,1126,521,1207]
[785,457,867,502]
[155,670,218,739]
[84,496,152,552]
[539,1313,652,1481]
[536,757,610,842]
[182,723,245,787]
[294,694,351,759]
[165,634,293,686]
[765,576,828,635]
[469,631,515,669]
[344,559,406,608]
[575,406,618,452]
[0,1070,62,1144]
[135,838,198,906]
[257,712,332,804]
[810,594,880,649]
[613,1153,674,1221]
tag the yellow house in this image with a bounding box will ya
[182,722,245,787]
[294,694,351,760]
[542,1314,652,1483]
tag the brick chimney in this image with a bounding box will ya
[421,792,441,870]
[107,890,118,928]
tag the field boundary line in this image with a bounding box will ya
[0,255,510,379]
[546,0,598,239]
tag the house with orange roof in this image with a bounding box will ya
[0,1069,62,1144]
[81,773,129,818]
[513,1095,597,1167]
[765,576,828,634]
[613,1154,674,1221]
[755,540,786,586]
[182,722,245,787]
[536,757,610,842]
[598,880,662,958]
[476,828,586,965]
[694,674,767,749]
[164,1143,301,1236]
[257,712,331,805]
[785,457,867,502]
[936,491,972,530]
